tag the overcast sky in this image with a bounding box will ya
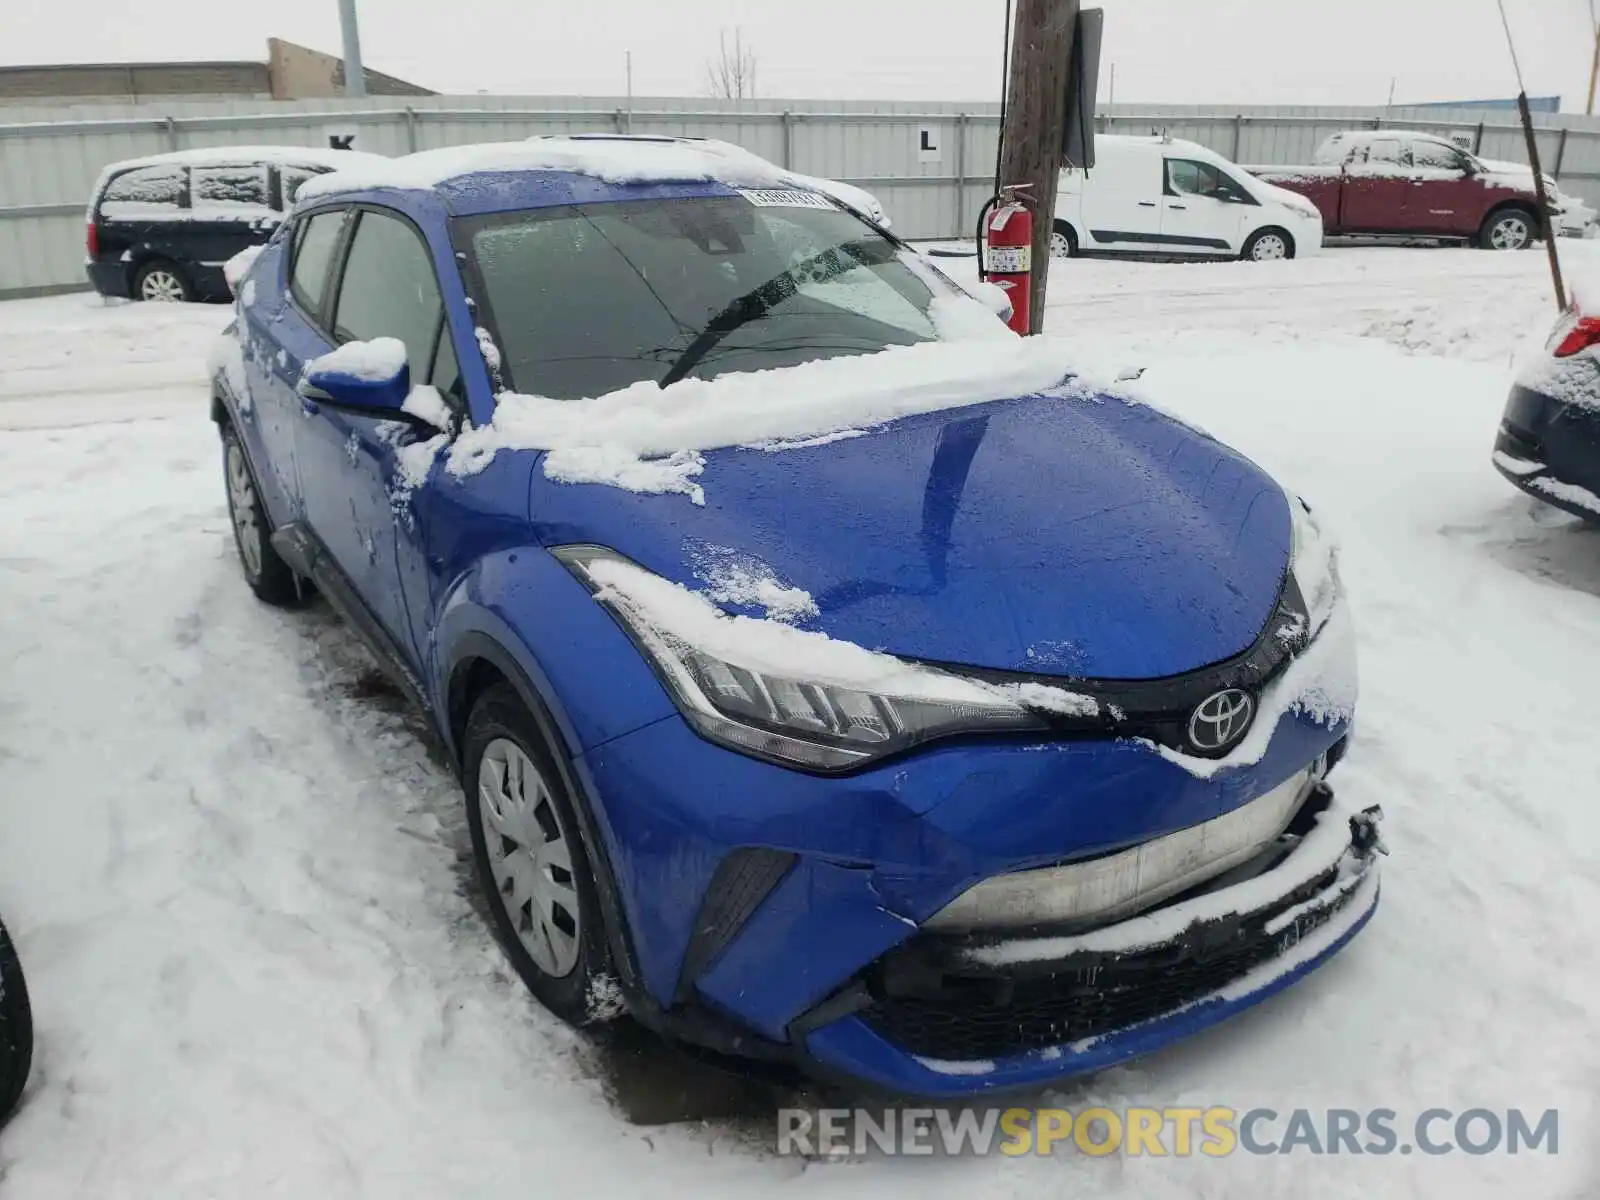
[6,0,1594,110]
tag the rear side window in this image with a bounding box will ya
[290,209,348,321]
[332,210,449,391]
[193,164,270,210]
[100,165,187,218]
[1365,139,1404,166]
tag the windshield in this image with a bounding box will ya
[458,194,942,398]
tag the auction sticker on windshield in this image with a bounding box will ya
[738,188,837,209]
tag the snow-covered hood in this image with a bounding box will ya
[528,389,1294,680]
[1251,178,1323,220]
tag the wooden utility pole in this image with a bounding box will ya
[1588,28,1600,114]
[998,0,1079,333]
[1517,92,1567,311]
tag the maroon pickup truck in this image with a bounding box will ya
[1250,130,1547,250]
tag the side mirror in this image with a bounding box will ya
[300,337,414,418]
[968,279,1015,324]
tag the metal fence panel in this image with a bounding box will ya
[8,96,1600,297]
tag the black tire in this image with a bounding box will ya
[132,258,194,302]
[1478,207,1537,251]
[220,421,304,607]
[1241,227,1295,262]
[1050,220,1080,258]
[463,683,616,1026]
[0,916,33,1127]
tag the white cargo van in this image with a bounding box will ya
[1053,135,1324,261]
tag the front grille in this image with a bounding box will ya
[861,871,1355,1062]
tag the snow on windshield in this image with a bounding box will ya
[446,335,1097,504]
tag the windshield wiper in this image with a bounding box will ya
[657,244,869,389]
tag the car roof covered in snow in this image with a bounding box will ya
[1313,129,1462,162]
[293,138,799,215]
[99,145,392,175]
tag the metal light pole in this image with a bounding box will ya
[338,0,367,98]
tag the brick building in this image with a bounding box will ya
[0,38,432,103]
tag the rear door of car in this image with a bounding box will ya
[1160,157,1251,254]
[1339,138,1411,231]
[294,205,462,669]
[187,162,283,291]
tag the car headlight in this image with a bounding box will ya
[1288,494,1340,636]
[555,545,1045,771]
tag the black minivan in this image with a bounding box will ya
[86,146,387,303]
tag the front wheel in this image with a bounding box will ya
[1050,221,1079,259]
[0,916,32,1126]
[463,683,618,1026]
[1479,208,1535,250]
[1241,228,1294,262]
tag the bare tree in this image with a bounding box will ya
[706,28,757,101]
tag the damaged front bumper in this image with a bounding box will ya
[794,786,1384,1096]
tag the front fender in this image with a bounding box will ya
[430,546,676,763]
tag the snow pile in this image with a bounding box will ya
[589,557,1111,723]
[299,139,791,203]
[401,384,454,430]
[448,336,1087,500]
[205,324,249,405]
[305,337,407,383]
[1528,473,1600,516]
[222,245,263,294]
[690,545,819,623]
[997,681,1100,719]
[586,555,1007,705]
[897,249,1015,342]
[1151,602,1358,781]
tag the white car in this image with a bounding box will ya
[524,133,890,227]
[1053,134,1324,262]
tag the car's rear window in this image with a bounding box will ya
[100,165,187,218]
[459,194,939,399]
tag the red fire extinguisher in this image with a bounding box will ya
[977,185,1034,336]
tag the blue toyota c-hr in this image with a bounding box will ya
[210,139,1384,1098]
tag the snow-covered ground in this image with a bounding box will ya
[4,245,1600,1197]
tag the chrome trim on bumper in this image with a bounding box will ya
[926,765,1320,934]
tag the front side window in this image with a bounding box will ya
[99,165,187,218]
[1411,140,1467,171]
[331,210,456,398]
[192,164,270,209]
[289,209,348,322]
[460,195,940,399]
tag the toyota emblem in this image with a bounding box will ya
[1187,688,1256,754]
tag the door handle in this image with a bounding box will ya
[1168,204,1187,211]
[1138,201,1157,207]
